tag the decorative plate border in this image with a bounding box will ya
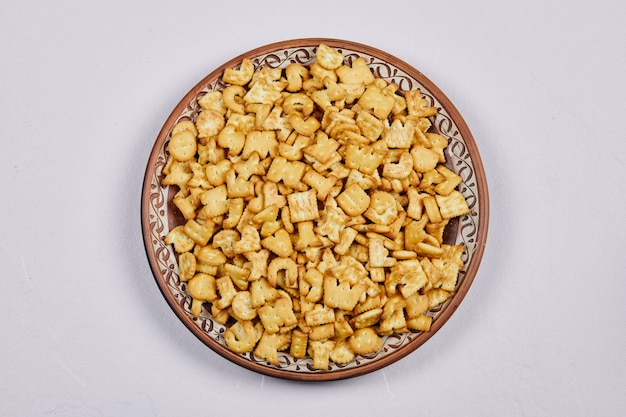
[141,39,489,381]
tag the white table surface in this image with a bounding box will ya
[2,0,625,415]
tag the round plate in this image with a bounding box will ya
[141,38,489,381]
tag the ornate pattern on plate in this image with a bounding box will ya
[145,44,481,374]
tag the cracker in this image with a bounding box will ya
[349,328,382,355]
[287,190,320,223]
[336,183,370,217]
[224,320,263,354]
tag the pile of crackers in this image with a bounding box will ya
[162,44,470,370]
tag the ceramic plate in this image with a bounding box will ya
[141,38,489,381]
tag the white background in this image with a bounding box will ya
[1,0,625,415]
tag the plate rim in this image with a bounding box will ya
[141,38,489,381]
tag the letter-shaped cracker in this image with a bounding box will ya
[242,130,278,160]
[435,190,470,220]
[364,191,398,225]
[261,228,294,258]
[316,44,345,70]
[164,225,195,253]
[290,329,309,359]
[250,278,279,309]
[336,57,375,85]
[268,257,298,289]
[224,320,263,354]
[304,304,336,327]
[222,58,254,86]
[329,339,356,365]
[287,190,320,223]
[199,185,229,217]
[336,183,370,217]
[232,225,261,255]
[323,276,367,311]
[177,252,197,282]
[198,91,227,114]
[258,297,298,335]
[315,197,349,243]
[309,340,336,371]
[349,328,382,355]
[300,267,324,303]
[254,331,292,366]
[266,156,307,191]
[195,109,225,139]
[344,144,385,175]
[187,273,218,317]
[285,63,310,92]
[387,259,429,299]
